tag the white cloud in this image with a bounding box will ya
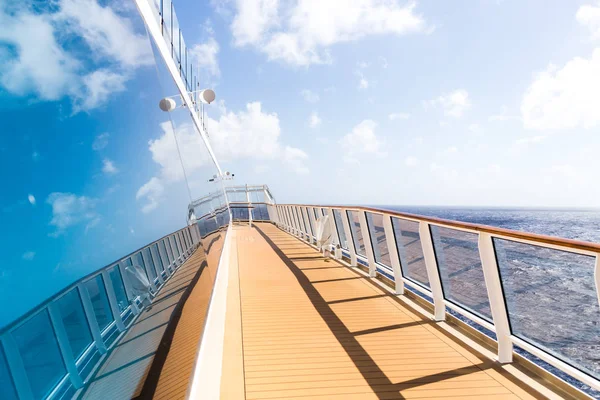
[102,158,118,174]
[427,89,471,118]
[300,89,320,103]
[468,123,481,133]
[576,3,600,39]
[513,135,546,151]
[75,69,127,112]
[340,119,385,163]
[380,56,389,68]
[92,132,110,151]
[405,156,418,167]
[227,0,428,66]
[46,192,99,236]
[282,146,309,174]
[358,76,369,89]
[308,111,321,128]
[57,0,153,67]
[137,102,309,211]
[521,48,600,130]
[0,0,150,111]
[22,251,35,261]
[445,146,458,154]
[136,177,164,213]
[28,194,36,205]
[489,106,520,122]
[189,37,221,80]
[389,112,410,120]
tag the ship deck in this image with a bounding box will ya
[216,223,571,400]
[79,222,582,399]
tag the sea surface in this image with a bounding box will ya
[382,206,600,243]
[373,206,600,396]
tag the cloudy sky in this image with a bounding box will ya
[2,0,600,325]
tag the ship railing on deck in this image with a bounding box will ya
[0,224,201,400]
[273,203,600,394]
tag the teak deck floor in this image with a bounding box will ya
[220,223,565,400]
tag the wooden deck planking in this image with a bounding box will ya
[81,249,205,400]
[219,223,563,400]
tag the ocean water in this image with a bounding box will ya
[375,206,600,396]
[382,206,600,243]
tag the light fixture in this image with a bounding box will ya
[158,88,216,112]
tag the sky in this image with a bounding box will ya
[1,0,600,325]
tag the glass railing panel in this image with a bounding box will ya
[333,209,348,249]
[346,210,366,257]
[164,239,174,263]
[305,207,315,236]
[84,275,114,331]
[249,189,265,203]
[228,190,246,202]
[162,0,172,45]
[494,239,600,380]
[12,310,66,399]
[0,341,18,400]
[142,248,158,281]
[313,207,320,220]
[365,212,391,268]
[171,7,180,63]
[391,217,430,288]
[173,235,181,258]
[430,226,492,321]
[56,289,92,360]
[133,252,148,279]
[153,243,166,273]
[109,265,129,312]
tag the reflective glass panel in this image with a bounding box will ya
[133,252,148,279]
[494,239,600,379]
[333,209,348,249]
[13,310,66,399]
[142,248,157,280]
[56,289,92,359]
[84,275,114,331]
[164,239,174,262]
[365,212,391,267]
[249,190,265,203]
[305,207,314,235]
[0,342,18,400]
[154,243,167,272]
[392,218,430,288]
[108,266,128,312]
[431,226,491,321]
[347,210,366,257]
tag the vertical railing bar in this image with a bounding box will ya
[383,214,405,295]
[303,207,314,243]
[47,303,84,388]
[359,211,377,277]
[246,185,253,228]
[78,284,107,354]
[478,232,513,363]
[418,221,446,321]
[103,269,128,328]
[1,333,34,400]
[341,208,357,266]
[308,207,318,244]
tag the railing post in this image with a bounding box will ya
[418,222,445,321]
[103,269,129,328]
[47,303,84,388]
[302,207,314,243]
[479,232,513,363]
[308,207,318,244]
[341,209,357,266]
[1,334,34,400]
[382,215,404,294]
[246,185,252,227]
[358,211,377,277]
[79,284,107,354]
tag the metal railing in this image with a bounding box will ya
[274,203,600,393]
[0,225,201,399]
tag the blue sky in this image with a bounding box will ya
[1,0,600,325]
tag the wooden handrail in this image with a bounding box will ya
[278,203,600,254]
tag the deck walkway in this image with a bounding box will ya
[220,223,568,400]
[80,248,207,399]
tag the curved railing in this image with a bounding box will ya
[274,204,600,394]
[0,225,200,400]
